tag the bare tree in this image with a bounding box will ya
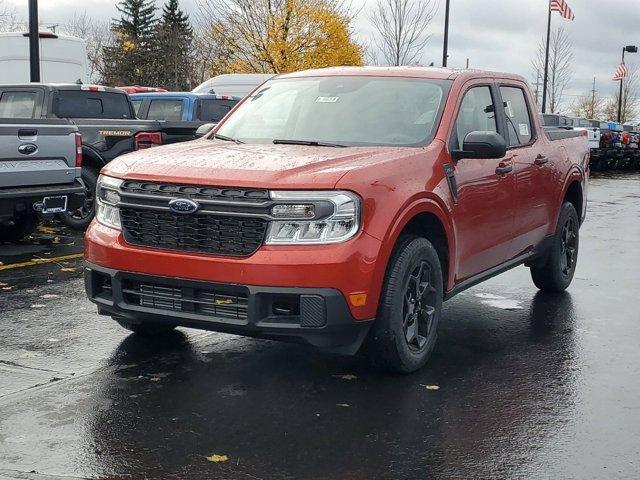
[602,63,640,122]
[0,0,22,32]
[532,26,574,113]
[59,12,114,82]
[368,0,436,66]
[570,79,604,119]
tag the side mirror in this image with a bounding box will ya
[195,123,216,138]
[452,131,507,161]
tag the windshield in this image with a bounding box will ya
[215,76,451,147]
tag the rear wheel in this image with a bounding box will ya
[530,202,579,292]
[365,236,443,373]
[114,317,177,336]
[60,166,98,230]
[0,213,38,243]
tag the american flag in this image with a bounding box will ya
[550,0,575,20]
[613,63,628,81]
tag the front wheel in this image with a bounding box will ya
[530,202,580,292]
[365,236,443,373]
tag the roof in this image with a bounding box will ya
[130,92,241,100]
[275,66,527,83]
[0,83,124,93]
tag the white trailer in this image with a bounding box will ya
[0,32,89,84]
[193,74,275,98]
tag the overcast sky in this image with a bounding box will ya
[5,0,636,110]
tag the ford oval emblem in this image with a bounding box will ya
[18,144,38,155]
[168,198,200,214]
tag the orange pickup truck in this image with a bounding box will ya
[84,67,589,373]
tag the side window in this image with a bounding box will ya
[0,91,38,118]
[147,99,184,121]
[500,86,533,147]
[198,99,238,122]
[130,99,143,117]
[452,86,497,150]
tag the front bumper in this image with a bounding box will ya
[0,179,85,220]
[85,262,372,354]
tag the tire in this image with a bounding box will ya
[0,214,38,243]
[114,317,177,336]
[59,166,98,230]
[365,235,443,374]
[530,202,579,292]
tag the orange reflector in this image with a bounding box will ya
[349,293,367,307]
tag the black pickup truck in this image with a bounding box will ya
[0,84,202,228]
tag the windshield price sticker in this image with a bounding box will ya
[315,96,339,103]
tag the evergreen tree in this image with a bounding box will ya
[154,0,194,90]
[102,0,157,86]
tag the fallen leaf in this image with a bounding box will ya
[336,403,350,407]
[40,294,60,299]
[333,374,357,380]
[206,454,229,463]
[47,338,60,343]
[1,287,12,291]
[423,385,440,391]
[30,304,46,309]
[60,267,76,272]
[0,282,8,287]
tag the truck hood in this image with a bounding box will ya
[102,139,410,189]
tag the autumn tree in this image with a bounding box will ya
[198,0,363,75]
[369,0,436,66]
[102,0,157,86]
[153,0,193,90]
[532,27,574,113]
[570,78,604,119]
[602,64,640,122]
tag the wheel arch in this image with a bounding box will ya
[560,167,586,224]
[81,145,107,173]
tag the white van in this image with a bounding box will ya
[193,73,275,98]
[0,32,89,84]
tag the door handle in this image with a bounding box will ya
[495,164,513,175]
[534,154,549,166]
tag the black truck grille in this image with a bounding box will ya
[122,279,249,320]
[120,181,269,202]
[120,208,268,256]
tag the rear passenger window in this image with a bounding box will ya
[199,99,238,122]
[0,91,38,118]
[452,86,497,150]
[56,91,132,119]
[147,99,184,121]
[500,86,533,147]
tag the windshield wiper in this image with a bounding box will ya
[213,133,244,144]
[273,139,347,148]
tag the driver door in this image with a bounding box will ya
[448,83,516,281]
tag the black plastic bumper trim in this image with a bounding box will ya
[84,261,372,355]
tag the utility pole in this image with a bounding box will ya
[28,0,40,82]
[442,0,450,67]
[590,77,596,118]
[533,69,542,106]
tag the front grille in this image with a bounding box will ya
[122,279,249,320]
[120,181,269,202]
[120,208,268,256]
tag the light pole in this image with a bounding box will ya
[28,0,40,82]
[442,0,450,67]
[618,45,637,123]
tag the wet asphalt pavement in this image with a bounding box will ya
[0,173,639,480]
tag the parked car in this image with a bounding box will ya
[0,119,84,242]
[84,67,589,373]
[130,92,240,136]
[192,73,275,97]
[117,86,168,94]
[0,32,88,84]
[0,83,206,228]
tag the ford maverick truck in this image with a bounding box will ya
[84,67,589,373]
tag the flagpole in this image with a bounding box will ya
[617,47,625,122]
[541,0,552,113]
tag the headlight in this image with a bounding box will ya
[95,174,123,230]
[265,191,360,244]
